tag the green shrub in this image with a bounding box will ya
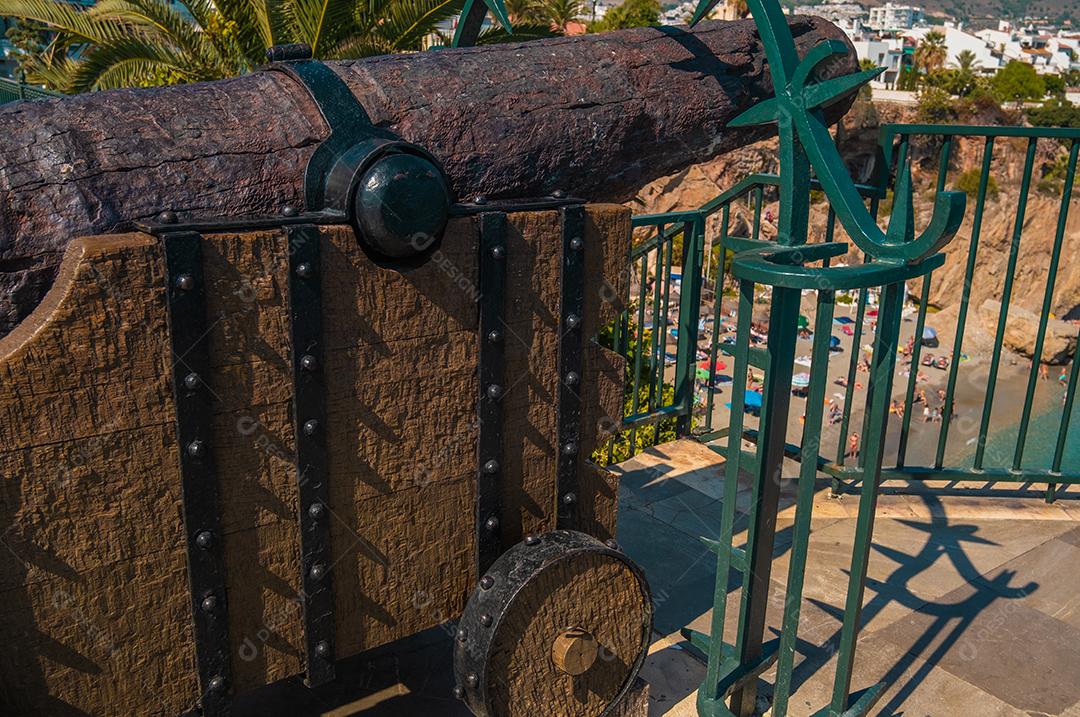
[952,169,999,200]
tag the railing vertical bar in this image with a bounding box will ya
[656,233,675,442]
[772,270,835,717]
[701,279,755,697]
[648,226,664,416]
[936,136,995,468]
[835,288,868,472]
[752,186,763,242]
[975,137,1038,470]
[1054,326,1080,474]
[629,254,649,455]
[705,206,731,433]
[675,217,706,435]
[1015,140,1078,472]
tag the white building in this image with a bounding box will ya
[852,38,907,87]
[867,3,925,31]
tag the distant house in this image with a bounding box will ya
[867,3,925,31]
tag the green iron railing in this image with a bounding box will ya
[0,76,61,104]
[608,125,1080,500]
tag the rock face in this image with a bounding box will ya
[0,17,859,337]
[978,299,1077,364]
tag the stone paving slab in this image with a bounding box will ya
[618,439,1080,717]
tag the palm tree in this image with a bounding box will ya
[542,0,581,31]
[505,0,543,22]
[955,49,979,72]
[914,30,947,73]
[0,0,490,92]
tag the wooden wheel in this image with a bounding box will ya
[454,531,652,717]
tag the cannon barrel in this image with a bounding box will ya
[0,16,859,336]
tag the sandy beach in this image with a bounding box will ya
[648,284,1072,477]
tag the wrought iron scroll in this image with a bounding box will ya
[162,231,234,717]
[477,212,508,575]
[556,205,587,530]
[286,224,336,687]
[684,1,966,716]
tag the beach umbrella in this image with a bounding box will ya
[699,359,727,372]
[830,335,842,349]
[715,374,733,383]
[743,390,763,408]
[923,327,937,340]
[798,314,810,329]
[792,372,811,388]
[834,316,855,325]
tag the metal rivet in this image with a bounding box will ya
[195,530,214,549]
[564,371,580,386]
[570,237,583,251]
[551,189,566,199]
[300,354,318,371]
[479,613,492,628]
[187,440,206,458]
[480,575,495,590]
[157,210,178,224]
[208,676,226,692]
[282,205,298,217]
[308,502,325,519]
[483,459,499,474]
[605,539,620,551]
[303,419,319,436]
[456,627,468,643]
[562,492,577,505]
[565,314,581,330]
[490,246,505,260]
[314,640,331,658]
[175,274,195,291]
[525,535,540,546]
[465,673,479,688]
[310,563,326,581]
[201,594,218,612]
[484,516,499,532]
[473,195,488,205]
[184,372,201,390]
[487,329,502,344]
[486,384,503,400]
[296,262,315,278]
[453,685,465,699]
[563,441,578,456]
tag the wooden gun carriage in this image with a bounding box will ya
[0,55,653,717]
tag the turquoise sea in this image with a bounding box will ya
[957,397,1080,474]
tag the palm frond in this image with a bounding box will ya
[0,0,127,44]
[477,19,557,43]
[370,0,464,51]
[282,0,357,55]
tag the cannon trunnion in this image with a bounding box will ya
[0,200,646,716]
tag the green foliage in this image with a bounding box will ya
[541,0,582,30]
[593,311,679,465]
[990,60,1046,105]
[1043,73,1066,97]
[915,84,953,123]
[589,0,659,32]
[896,63,919,91]
[952,168,999,200]
[923,67,977,97]
[0,0,558,92]
[1037,150,1076,195]
[858,57,876,100]
[1026,95,1080,128]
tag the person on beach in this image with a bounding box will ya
[923,405,931,422]
[847,433,860,459]
[1041,364,1049,381]
[937,388,946,402]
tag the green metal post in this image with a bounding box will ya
[676,216,707,435]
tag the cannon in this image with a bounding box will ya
[0,52,654,717]
[0,15,861,717]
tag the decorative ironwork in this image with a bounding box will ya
[452,0,513,48]
[286,224,336,687]
[161,231,234,717]
[556,205,587,530]
[676,2,968,716]
[477,212,508,574]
